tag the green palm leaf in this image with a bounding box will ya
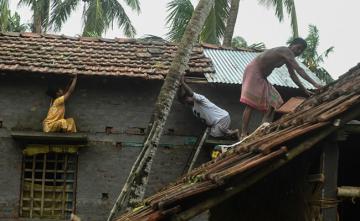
[50,0,79,32]
[166,0,194,42]
[258,0,299,37]
[201,0,229,44]
[51,0,138,37]
[166,0,230,43]
[258,0,284,21]
[106,0,137,37]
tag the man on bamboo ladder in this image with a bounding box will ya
[178,76,239,139]
[240,38,322,140]
[43,75,77,133]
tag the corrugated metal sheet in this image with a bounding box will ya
[204,48,324,89]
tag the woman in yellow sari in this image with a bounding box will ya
[43,75,77,133]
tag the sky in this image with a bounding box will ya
[9,0,360,79]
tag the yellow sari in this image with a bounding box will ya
[43,96,77,133]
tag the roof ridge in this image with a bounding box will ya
[201,42,263,52]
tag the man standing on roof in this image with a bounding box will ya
[240,38,322,139]
[178,76,239,139]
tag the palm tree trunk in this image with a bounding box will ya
[222,0,240,47]
[290,5,299,37]
[107,0,215,220]
[33,10,42,33]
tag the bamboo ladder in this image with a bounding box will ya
[185,127,210,173]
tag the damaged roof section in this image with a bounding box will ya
[0,32,214,79]
[116,63,360,221]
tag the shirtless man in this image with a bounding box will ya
[240,38,322,139]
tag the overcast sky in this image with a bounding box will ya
[10,0,360,79]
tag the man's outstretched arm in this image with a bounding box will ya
[180,75,194,97]
[286,64,313,96]
[285,56,322,88]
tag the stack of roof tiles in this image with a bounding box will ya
[116,63,360,221]
[0,32,214,79]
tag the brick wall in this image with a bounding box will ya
[0,73,265,220]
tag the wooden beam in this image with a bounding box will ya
[320,136,339,221]
[338,186,360,198]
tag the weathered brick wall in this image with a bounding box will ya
[0,73,264,220]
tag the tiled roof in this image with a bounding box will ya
[116,63,360,221]
[0,32,214,79]
[203,46,325,89]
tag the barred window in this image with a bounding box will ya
[20,152,77,219]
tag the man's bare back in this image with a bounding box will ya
[254,46,296,77]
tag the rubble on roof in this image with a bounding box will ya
[0,32,214,79]
[115,63,360,221]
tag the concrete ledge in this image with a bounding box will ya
[11,131,88,144]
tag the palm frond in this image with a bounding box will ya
[18,0,35,7]
[258,0,284,21]
[200,0,229,44]
[323,46,334,58]
[284,0,298,37]
[82,0,105,36]
[50,0,79,32]
[106,0,137,37]
[123,0,140,13]
[166,0,194,42]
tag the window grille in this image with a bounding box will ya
[20,152,77,219]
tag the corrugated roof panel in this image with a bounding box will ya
[204,48,324,89]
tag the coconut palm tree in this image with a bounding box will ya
[223,0,299,46]
[222,0,240,46]
[168,0,299,46]
[50,0,140,37]
[166,0,229,44]
[18,0,54,33]
[301,25,334,83]
[107,0,216,219]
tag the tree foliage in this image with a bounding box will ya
[231,36,266,50]
[259,0,298,37]
[167,0,299,45]
[18,0,54,33]
[166,0,229,44]
[50,0,140,37]
[1,1,29,32]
